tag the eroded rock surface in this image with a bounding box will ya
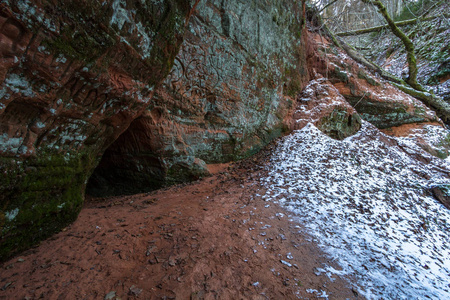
[89,4,450,196]
[291,77,361,140]
[306,31,450,156]
[1,0,449,262]
[308,33,440,129]
[0,0,194,260]
[88,0,309,195]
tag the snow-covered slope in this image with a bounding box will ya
[261,122,450,299]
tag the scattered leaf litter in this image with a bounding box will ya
[261,122,450,299]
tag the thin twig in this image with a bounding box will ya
[353,91,369,108]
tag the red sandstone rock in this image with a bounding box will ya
[290,76,361,140]
[0,0,194,260]
[307,32,441,130]
[87,0,309,195]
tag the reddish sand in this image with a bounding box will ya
[0,153,359,299]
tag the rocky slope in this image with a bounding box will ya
[262,121,450,298]
[1,0,449,265]
[307,29,450,157]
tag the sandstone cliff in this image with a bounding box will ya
[87,0,309,196]
[0,0,195,260]
[1,0,449,262]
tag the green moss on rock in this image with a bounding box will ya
[0,151,96,261]
[0,0,192,261]
[331,67,349,83]
[345,96,429,129]
[357,70,380,86]
[166,157,210,186]
[316,108,362,140]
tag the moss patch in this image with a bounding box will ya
[331,66,349,83]
[316,108,362,140]
[0,151,96,261]
[166,159,209,186]
[345,95,430,129]
[358,70,380,86]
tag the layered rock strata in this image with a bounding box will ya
[0,0,194,260]
[306,31,449,157]
[87,0,309,195]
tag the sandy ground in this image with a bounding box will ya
[0,151,359,299]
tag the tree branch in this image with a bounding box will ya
[335,15,438,36]
[392,83,450,124]
[311,0,450,125]
[319,0,339,13]
[361,0,423,91]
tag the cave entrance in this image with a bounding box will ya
[86,116,165,197]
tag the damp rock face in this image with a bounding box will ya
[1,0,449,262]
[88,0,310,196]
[0,0,194,260]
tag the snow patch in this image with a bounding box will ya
[5,208,19,222]
[1,73,35,98]
[0,133,24,154]
[261,121,450,299]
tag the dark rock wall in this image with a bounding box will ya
[0,0,194,260]
[88,0,310,195]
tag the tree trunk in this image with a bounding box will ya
[310,1,450,126]
[361,0,423,91]
[335,16,438,36]
[392,83,450,125]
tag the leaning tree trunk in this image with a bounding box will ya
[336,16,439,36]
[362,0,424,91]
[309,1,450,125]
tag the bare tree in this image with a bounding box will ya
[310,0,450,124]
[361,0,423,91]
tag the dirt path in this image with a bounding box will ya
[0,156,359,299]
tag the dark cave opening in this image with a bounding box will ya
[86,116,165,197]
